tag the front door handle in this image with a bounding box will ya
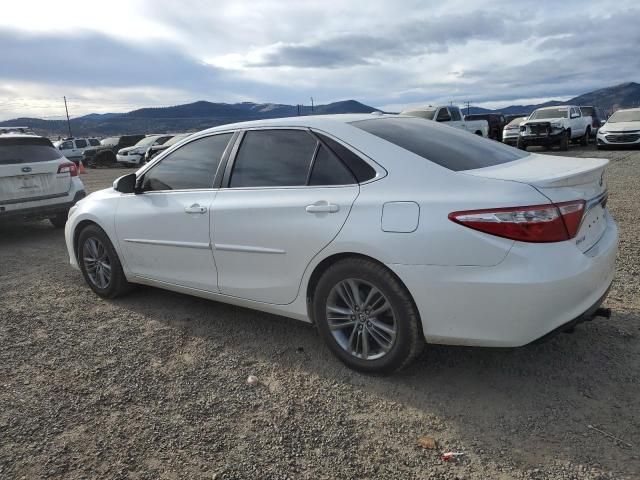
[185,204,207,214]
[306,203,339,214]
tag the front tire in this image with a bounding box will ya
[516,137,527,150]
[77,224,133,298]
[559,131,569,151]
[313,258,424,373]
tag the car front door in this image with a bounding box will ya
[114,132,234,292]
[211,128,360,305]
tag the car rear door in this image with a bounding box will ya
[0,137,71,207]
[211,128,359,305]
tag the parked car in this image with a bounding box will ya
[464,113,506,141]
[518,106,591,151]
[502,116,527,146]
[83,135,145,168]
[504,113,529,124]
[143,133,191,163]
[116,135,173,167]
[596,108,640,149]
[401,106,489,137]
[65,114,617,373]
[580,106,604,139]
[54,137,101,165]
[1,131,85,227]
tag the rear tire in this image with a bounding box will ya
[313,258,424,374]
[49,212,67,228]
[77,224,133,298]
[580,128,590,146]
[559,131,569,151]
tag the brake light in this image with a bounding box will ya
[57,162,78,177]
[448,200,586,243]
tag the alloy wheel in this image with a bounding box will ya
[326,278,397,360]
[82,237,111,289]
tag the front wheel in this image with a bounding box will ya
[313,258,424,373]
[559,131,569,151]
[77,225,133,298]
[516,137,528,150]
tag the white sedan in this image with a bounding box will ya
[597,108,640,149]
[64,114,617,373]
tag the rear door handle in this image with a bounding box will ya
[185,204,207,214]
[306,203,339,214]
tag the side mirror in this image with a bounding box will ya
[113,173,137,194]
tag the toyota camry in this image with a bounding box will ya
[64,114,617,373]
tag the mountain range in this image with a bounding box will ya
[2,83,639,137]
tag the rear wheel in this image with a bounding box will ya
[49,212,67,228]
[77,225,133,298]
[580,128,590,146]
[313,258,424,373]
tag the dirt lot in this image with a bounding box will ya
[1,146,639,479]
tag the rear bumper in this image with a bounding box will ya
[0,189,86,220]
[389,212,618,347]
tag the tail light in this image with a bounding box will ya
[448,200,586,243]
[57,161,78,177]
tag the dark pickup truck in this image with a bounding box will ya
[83,135,145,168]
[464,113,506,141]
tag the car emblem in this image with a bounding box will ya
[21,166,32,173]
[599,172,604,187]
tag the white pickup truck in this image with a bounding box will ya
[518,105,592,151]
[401,105,489,137]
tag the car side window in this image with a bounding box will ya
[141,133,233,191]
[89,139,100,146]
[309,144,355,186]
[436,108,451,121]
[60,141,73,150]
[75,139,87,148]
[450,107,462,121]
[314,133,376,183]
[229,130,317,188]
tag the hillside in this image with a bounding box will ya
[0,100,377,137]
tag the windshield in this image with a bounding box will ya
[135,135,163,147]
[351,117,529,171]
[530,108,569,120]
[402,109,437,121]
[0,137,63,165]
[607,110,640,123]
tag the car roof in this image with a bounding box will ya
[199,113,389,134]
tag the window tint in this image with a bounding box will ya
[89,138,100,146]
[351,117,529,171]
[450,107,462,121]
[141,133,232,191]
[60,141,73,149]
[314,133,376,182]
[0,137,63,165]
[309,145,355,186]
[74,139,87,148]
[230,130,317,188]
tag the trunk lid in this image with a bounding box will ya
[463,153,609,252]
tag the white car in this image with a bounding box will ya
[54,137,101,164]
[116,135,172,167]
[401,106,489,137]
[64,114,617,373]
[1,132,86,227]
[518,106,591,151]
[502,116,527,146]
[596,108,640,149]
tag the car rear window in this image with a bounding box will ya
[351,117,528,171]
[0,137,63,165]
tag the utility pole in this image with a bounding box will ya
[310,97,314,113]
[297,104,300,116]
[63,96,72,138]
[465,101,470,115]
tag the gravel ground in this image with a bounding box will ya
[1,145,639,479]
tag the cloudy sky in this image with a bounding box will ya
[1,0,639,120]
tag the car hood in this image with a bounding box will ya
[601,121,640,132]
[118,146,141,154]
